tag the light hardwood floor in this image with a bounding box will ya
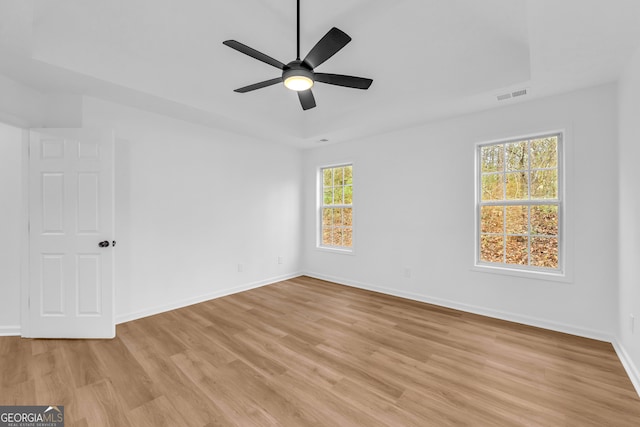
[1,276,639,426]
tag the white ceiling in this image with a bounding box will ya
[1,0,639,148]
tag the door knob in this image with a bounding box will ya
[98,240,110,248]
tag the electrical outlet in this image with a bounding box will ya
[277,256,284,265]
[403,267,412,278]
[631,314,635,334]
[237,264,243,273]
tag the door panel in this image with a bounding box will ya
[28,128,115,338]
[41,254,64,314]
[77,172,100,232]
[42,173,65,233]
[77,254,101,315]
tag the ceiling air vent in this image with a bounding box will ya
[512,88,527,98]
[497,88,528,102]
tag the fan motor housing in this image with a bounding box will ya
[282,60,315,83]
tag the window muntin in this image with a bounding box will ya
[477,134,562,271]
[320,164,353,250]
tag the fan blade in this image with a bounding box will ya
[302,27,351,69]
[223,40,285,70]
[234,77,283,93]
[315,73,373,90]
[298,89,316,110]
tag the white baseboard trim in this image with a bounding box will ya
[0,326,21,336]
[303,271,614,343]
[613,340,640,397]
[116,272,302,325]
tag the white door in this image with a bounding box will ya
[27,128,115,338]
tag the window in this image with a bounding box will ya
[319,164,353,250]
[477,133,562,272]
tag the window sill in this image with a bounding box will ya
[471,263,572,283]
[316,246,355,256]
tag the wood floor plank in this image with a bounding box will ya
[125,395,187,427]
[73,379,132,427]
[171,350,279,426]
[0,379,36,405]
[1,275,639,426]
[33,371,80,421]
[0,338,32,386]
[132,346,234,426]
[90,338,160,410]
[272,370,389,427]
[60,340,105,388]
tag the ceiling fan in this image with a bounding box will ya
[223,0,373,111]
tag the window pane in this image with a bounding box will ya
[333,208,343,226]
[322,208,332,226]
[506,172,529,200]
[332,228,343,246]
[344,185,353,204]
[506,141,529,171]
[506,235,528,265]
[531,137,557,169]
[481,145,504,173]
[343,228,353,247]
[531,170,557,199]
[531,205,558,236]
[322,227,332,246]
[344,166,353,185]
[343,208,353,226]
[323,188,333,205]
[481,206,503,234]
[333,167,344,186]
[334,186,344,204]
[323,169,332,186]
[481,174,503,201]
[480,235,503,263]
[506,205,528,234]
[531,237,558,268]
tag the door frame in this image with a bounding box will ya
[19,124,31,338]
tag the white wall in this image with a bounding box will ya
[618,44,640,389]
[0,73,43,126]
[0,122,23,333]
[82,98,302,322]
[0,72,85,128]
[42,94,83,128]
[302,84,619,339]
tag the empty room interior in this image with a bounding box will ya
[2,0,640,425]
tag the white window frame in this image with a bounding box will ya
[474,132,565,277]
[317,163,354,254]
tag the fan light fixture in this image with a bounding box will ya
[284,75,314,91]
